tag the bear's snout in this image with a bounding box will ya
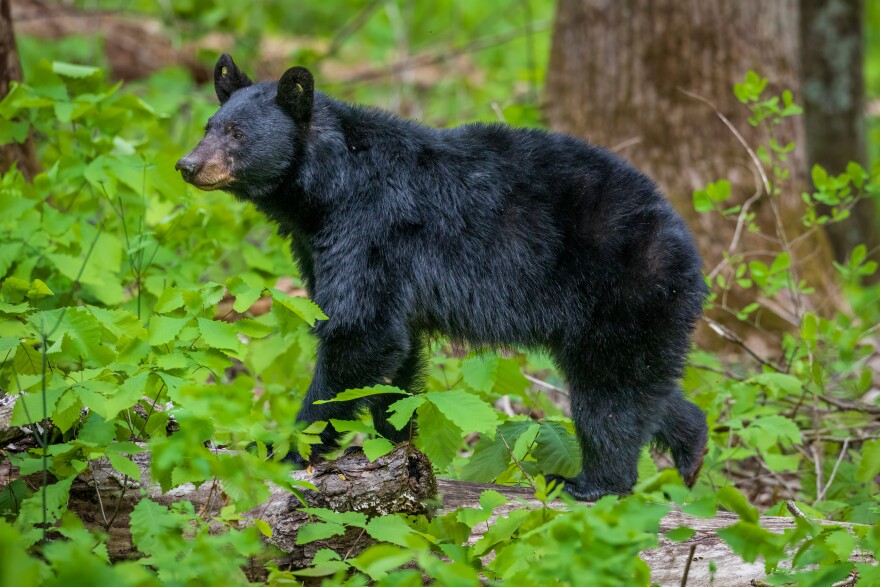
[175,156,200,182]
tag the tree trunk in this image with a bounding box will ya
[545,0,837,346]
[0,0,38,179]
[800,0,878,274]
[1,444,871,587]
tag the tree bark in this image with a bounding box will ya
[0,0,38,179]
[1,440,872,587]
[800,0,878,274]
[546,0,838,344]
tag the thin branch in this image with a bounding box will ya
[702,316,784,372]
[785,500,808,521]
[678,88,771,195]
[817,438,849,503]
[523,373,569,397]
[680,543,697,587]
[498,430,536,490]
[335,22,552,85]
[819,394,880,415]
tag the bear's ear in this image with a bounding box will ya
[214,53,252,105]
[277,66,314,123]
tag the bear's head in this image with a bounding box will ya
[176,54,314,200]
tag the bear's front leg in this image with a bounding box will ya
[294,325,410,462]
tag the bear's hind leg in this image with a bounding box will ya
[547,383,659,500]
[653,390,708,487]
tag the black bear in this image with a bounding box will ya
[176,54,709,500]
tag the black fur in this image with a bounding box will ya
[178,57,710,500]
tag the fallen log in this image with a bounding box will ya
[0,427,873,586]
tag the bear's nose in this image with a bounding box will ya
[175,157,199,181]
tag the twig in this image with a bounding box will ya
[609,137,642,153]
[707,180,764,281]
[498,430,536,490]
[680,543,697,587]
[785,500,808,520]
[830,569,858,587]
[817,438,849,503]
[343,528,368,562]
[323,0,384,58]
[523,373,569,397]
[336,22,551,85]
[702,317,784,372]
[678,88,771,195]
[819,394,880,415]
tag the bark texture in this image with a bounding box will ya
[0,0,37,179]
[546,0,837,343]
[800,0,878,272]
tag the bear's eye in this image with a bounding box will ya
[232,131,244,141]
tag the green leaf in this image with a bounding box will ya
[235,318,273,339]
[461,354,499,393]
[147,316,190,346]
[329,419,375,434]
[386,395,426,431]
[716,485,758,523]
[479,490,508,511]
[812,164,829,188]
[314,385,407,404]
[46,307,108,364]
[296,522,346,545]
[269,288,327,327]
[130,500,180,555]
[11,386,67,426]
[51,392,82,432]
[1,276,29,303]
[154,287,184,314]
[227,275,264,313]
[107,453,141,481]
[682,496,717,518]
[254,519,273,539]
[52,61,101,79]
[533,421,581,478]
[350,544,412,581]
[706,180,731,202]
[460,433,509,482]
[362,438,394,462]
[692,189,713,213]
[857,439,880,482]
[749,415,802,446]
[424,390,499,436]
[85,371,149,420]
[846,161,867,188]
[17,476,74,528]
[460,420,540,482]
[196,317,241,352]
[0,337,19,353]
[25,279,53,301]
[414,402,462,469]
[770,252,791,273]
[750,373,802,396]
[301,508,368,528]
[802,312,818,343]
[665,526,696,542]
[365,515,418,547]
[716,521,784,565]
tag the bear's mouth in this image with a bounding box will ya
[192,178,234,191]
